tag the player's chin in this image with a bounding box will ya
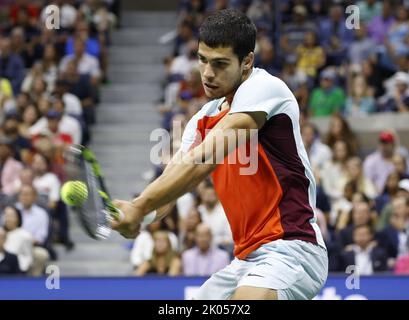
[204,89,224,100]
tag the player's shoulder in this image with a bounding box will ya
[235,67,295,102]
[244,68,290,91]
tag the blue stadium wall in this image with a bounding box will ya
[0,275,408,300]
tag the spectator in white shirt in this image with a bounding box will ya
[16,185,49,246]
[197,182,233,251]
[29,106,82,145]
[340,224,388,275]
[31,153,61,210]
[54,79,83,117]
[59,37,101,85]
[15,184,50,276]
[2,206,33,273]
[301,122,332,170]
[130,220,178,269]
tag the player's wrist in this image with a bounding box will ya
[130,196,156,226]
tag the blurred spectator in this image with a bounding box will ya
[182,223,230,276]
[168,39,198,84]
[135,230,181,276]
[375,171,401,215]
[348,24,376,65]
[382,5,409,70]
[15,184,49,275]
[65,20,100,58]
[2,205,33,273]
[318,4,353,66]
[15,184,48,246]
[301,122,332,170]
[377,72,409,113]
[360,59,385,98]
[345,157,378,200]
[325,114,359,156]
[31,153,60,211]
[9,26,34,68]
[377,196,409,267]
[280,4,316,56]
[59,37,101,86]
[0,37,25,95]
[377,179,409,231]
[179,206,202,252]
[176,191,196,223]
[173,19,196,57]
[254,37,281,76]
[81,0,117,37]
[367,1,395,46]
[0,76,13,111]
[330,180,357,229]
[197,181,233,251]
[357,0,382,24]
[393,154,409,180]
[1,113,31,163]
[54,79,83,117]
[130,220,178,270]
[296,30,326,79]
[0,227,21,275]
[320,140,352,203]
[395,253,409,274]
[11,167,34,196]
[30,107,81,145]
[25,74,48,103]
[345,74,375,116]
[338,200,375,248]
[340,224,387,275]
[280,54,309,111]
[309,68,345,117]
[60,59,96,125]
[0,137,23,196]
[18,103,40,139]
[363,131,404,194]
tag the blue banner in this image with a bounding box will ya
[0,276,408,300]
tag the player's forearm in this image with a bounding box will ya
[134,159,215,215]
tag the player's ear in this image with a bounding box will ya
[242,52,254,72]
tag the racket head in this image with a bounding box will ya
[64,144,112,240]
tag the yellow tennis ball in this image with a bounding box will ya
[61,181,88,206]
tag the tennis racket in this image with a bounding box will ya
[63,144,124,240]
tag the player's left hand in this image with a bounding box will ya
[110,200,144,238]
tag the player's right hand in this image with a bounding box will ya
[110,200,144,238]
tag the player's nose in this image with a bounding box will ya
[203,64,215,80]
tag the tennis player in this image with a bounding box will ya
[111,9,328,300]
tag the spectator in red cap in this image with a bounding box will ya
[363,130,409,194]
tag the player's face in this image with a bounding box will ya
[198,42,251,100]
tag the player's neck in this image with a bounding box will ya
[224,67,253,107]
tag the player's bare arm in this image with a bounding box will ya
[110,110,266,238]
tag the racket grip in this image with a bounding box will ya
[110,208,125,221]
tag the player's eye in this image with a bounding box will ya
[213,62,228,69]
[198,56,207,63]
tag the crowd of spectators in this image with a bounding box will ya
[130,0,409,277]
[0,0,118,276]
